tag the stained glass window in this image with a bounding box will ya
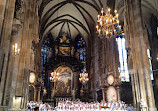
[41,38,52,84]
[116,34,129,82]
[157,27,158,38]
[77,37,86,72]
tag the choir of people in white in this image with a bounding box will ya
[27,100,134,111]
[27,101,54,111]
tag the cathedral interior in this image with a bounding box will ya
[0,0,158,111]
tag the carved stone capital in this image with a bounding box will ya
[11,18,22,35]
[14,0,24,21]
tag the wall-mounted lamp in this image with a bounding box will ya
[43,88,47,95]
[13,96,23,109]
[12,43,20,55]
[29,72,36,84]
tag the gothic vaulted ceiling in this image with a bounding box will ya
[38,0,158,43]
[115,0,158,23]
[38,0,108,44]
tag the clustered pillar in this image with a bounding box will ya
[124,0,157,110]
[90,33,120,102]
[0,0,40,111]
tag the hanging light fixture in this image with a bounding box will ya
[29,72,36,84]
[12,43,20,55]
[96,8,122,38]
[79,71,89,84]
[49,71,60,82]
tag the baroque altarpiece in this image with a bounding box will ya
[42,33,84,102]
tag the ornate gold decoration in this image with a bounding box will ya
[79,71,89,84]
[59,46,70,56]
[60,33,70,43]
[96,8,122,38]
[50,71,60,82]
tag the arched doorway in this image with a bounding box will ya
[28,85,35,102]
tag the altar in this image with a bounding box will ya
[43,33,82,102]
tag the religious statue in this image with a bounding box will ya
[14,0,24,21]
[55,46,58,55]
[76,50,80,60]
[60,33,70,43]
[71,47,74,56]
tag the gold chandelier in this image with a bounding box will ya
[49,71,60,82]
[96,8,122,38]
[79,71,89,84]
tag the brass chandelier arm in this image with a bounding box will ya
[96,8,122,38]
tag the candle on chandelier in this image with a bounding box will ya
[113,17,115,21]
[98,15,100,20]
[106,31,108,35]
[96,25,99,31]
[99,29,101,35]
[119,25,121,29]
[106,19,108,24]
[101,8,104,15]
[18,49,20,53]
[100,21,102,26]
[108,8,111,13]
[117,20,119,25]
[110,19,112,23]
[116,14,119,19]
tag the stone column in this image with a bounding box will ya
[34,86,41,102]
[0,0,16,107]
[73,71,78,99]
[124,0,156,110]
[38,88,41,102]
[116,86,120,101]
[34,87,37,101]
[92,90,97,102]
[129,71,136,107]
[16,0,39,109]
[72,90,75,100]
[102,88,105,102]
[94,37,99,101]
[6,19,22,111]
[111,38,116,74]
[51,86,55,99]
[0,0,7,38]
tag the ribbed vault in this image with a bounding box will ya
[115,0,158,23]
[38,0,158,44]
[38,0,108,45]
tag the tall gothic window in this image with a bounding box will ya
[41,38,52,84]
[157,27,158,38]
[116,35,154,82]
[76,37,86,72]
[147,49,154,80]
[116,34,129,82]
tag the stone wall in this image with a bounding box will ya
[0,0,40,110]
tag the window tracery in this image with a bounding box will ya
[76,37,86,73]
[41,38,52,84]
[116,34,129,82]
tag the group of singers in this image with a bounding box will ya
[27,100,134,111]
